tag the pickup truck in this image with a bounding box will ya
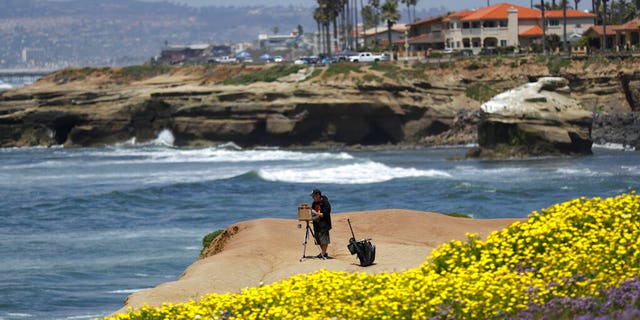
[348,52,383,63]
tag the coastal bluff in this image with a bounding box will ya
[114,210,522,314]
[1,58,639,151]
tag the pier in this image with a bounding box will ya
[0,68,57,85]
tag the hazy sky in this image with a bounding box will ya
[138,0,590,12]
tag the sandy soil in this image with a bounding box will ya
[113,209,522,315]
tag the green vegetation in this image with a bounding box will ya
[321,62,362,79]
[201,229,224,255]
[444,212,471,218]
[223,64,304,85]
[546,56,571,74]
[465,83,498,103]
[370,62,425,81]
[117,64,171,80]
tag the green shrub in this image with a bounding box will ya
[445,212,471,218]
[321,62,362,79]
[546,56,571,74]
[223,64,304,85]
[118,64,171,80]
[201,229,224,255]
[465,83,498,103]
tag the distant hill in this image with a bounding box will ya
[0,0,446,68]
[0,0,316,67]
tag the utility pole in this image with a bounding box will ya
[602,0,608,50]
[563,0,568,53]
[541,0,547,55]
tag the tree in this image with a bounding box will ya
[362,5,377,29]
[369,0,381,49]
[400,0,417,23]
[380,0,401,51]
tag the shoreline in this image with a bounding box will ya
[113,209,522,315]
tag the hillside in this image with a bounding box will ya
[1,55,639,149]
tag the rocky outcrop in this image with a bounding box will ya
[467,77,594,159]
[1,60,640,151]
[592,112,640,149]
[0,80,477,148]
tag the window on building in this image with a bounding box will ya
[462,22,470,29]
[472,21,481,28]
[483,21,497,28]
[500,40,507,47]
[548,19,560,26]
[499,20,508,27]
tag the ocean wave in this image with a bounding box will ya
[108,288,146,294]
[593,143,636,151]
[555,167,614,177]
[257,161,451,184]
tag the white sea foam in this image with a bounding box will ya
[152,129,175,146]
[5,313,32,318]
[0,80,12,91]
[258,161,451,184]
[108,288,146,294]
[593,143,636,151]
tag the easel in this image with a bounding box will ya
[300,221,324,261]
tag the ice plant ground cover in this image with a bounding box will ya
[104,192,640,320]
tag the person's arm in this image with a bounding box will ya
[312,203,323,218]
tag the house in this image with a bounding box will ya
[160,44,209,64]
[584,17,640,50]
[360,23,409,49]
[396,3,595,55]
[403,17,446,51]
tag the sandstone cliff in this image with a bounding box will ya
[0,57,638,150]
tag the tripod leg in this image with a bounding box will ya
[300,222,309,262]
[307,224,325,260]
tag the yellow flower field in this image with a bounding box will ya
[104,192,640,319]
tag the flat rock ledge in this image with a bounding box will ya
[467,77,594,159]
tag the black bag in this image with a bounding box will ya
[347,219,376,267]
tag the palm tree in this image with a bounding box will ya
[400,0,418,23]
[380,0,401,51]
[369,0,381,49]
[314,1,333,56]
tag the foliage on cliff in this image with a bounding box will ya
[106,192,640,320]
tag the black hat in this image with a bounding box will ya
[310,189,322,196]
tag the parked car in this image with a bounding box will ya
[274,56,284,62]
[348,52,383,63]
[380,53,391,61]
[212,56,237,63]
[457,49,474,57]
[479,48,499,55]
[334,49,359,61]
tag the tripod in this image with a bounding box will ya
[300,221,324,261]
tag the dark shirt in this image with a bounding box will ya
[312,195,332,232]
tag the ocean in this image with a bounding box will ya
[0,130,638,320]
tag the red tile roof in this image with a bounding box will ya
[408,16,443,27]
[442,10,474,22]
[587,25,621,36]
[520,24,543,36]
[461,3,542,21]
[616,17,640,30]
[545,9,596,18]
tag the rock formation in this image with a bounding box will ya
[467,77,594,158]
[1,59,640,153]
[0,66,480,149]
